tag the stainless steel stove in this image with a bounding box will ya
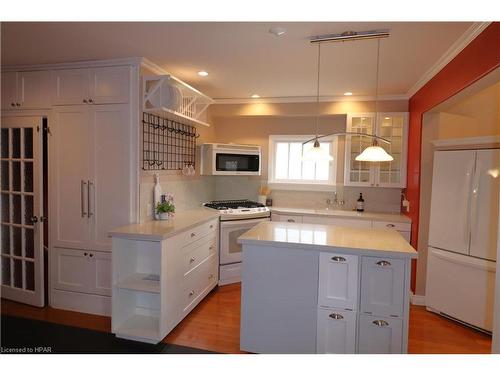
[203,199,270,285]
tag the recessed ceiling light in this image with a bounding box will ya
[384,117,390,120]
[269,27,287,36]
[197,71,209,76]
[251,94,260,98]
[344,92,353,96]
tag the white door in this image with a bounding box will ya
[318,252,358,310]
[1,72,18,109]
[50,106,91,249]
[51,247,88,293]
[89,66,131,104]
[52,68,90,105]
[429,150,476,254]
[316,308,356,354]
[87,251,111,296]
[88,104,132,251]
[1,116,44,306]
[360,256,405,318]
[358,314,403,354]
[220,218,269,265]
[469,149,500,261]
[18,71,51,109]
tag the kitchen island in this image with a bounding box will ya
[238,221,417,354]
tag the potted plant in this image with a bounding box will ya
[156,200,175,220]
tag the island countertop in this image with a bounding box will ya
[238,221,417,258]
[108,209,220,241]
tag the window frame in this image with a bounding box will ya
[268,135,338,191]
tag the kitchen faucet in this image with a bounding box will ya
[326,192,344,207]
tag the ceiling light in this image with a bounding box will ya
[355,140,393,162]
[197,71,209,77]
[269,27,287,36]
[344,92,353,96]
[302,140,333,162]
[251,94,260,98]
[384,117,390,120]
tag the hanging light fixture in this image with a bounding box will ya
[302,42,333,162]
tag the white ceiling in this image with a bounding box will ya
[1,22,474,100]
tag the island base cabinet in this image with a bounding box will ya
[357,314,402,354]
[317,308,356,354]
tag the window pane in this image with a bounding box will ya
[315,143,330,181]
[288,142,302,179]
[275,143,289,180]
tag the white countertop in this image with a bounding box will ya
[271,206,411,223]
[238,221,417,258]
[108,209,220,241]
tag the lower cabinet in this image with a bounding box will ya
[357,314,403,354]
[317,308,357,354]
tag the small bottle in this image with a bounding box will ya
[356,193,365,212]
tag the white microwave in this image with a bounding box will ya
[200,143,261,176]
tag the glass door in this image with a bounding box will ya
[345,114,375,186]
[1,116,44,306]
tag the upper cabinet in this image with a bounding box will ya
[52,66,131,105]
[344,112,408,188]
[1,70,51,110]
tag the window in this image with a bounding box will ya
[268,135,337,190]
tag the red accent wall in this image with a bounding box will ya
[406,23,500,291]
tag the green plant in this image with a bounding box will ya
[156,200,175,214]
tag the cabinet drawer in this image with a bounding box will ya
[178,219,218,248]
[182,233,217,276]
[358,314,403,354]
[317,308,356,354]
[181,254,217,312]
[318,252,358,310]
[372,220,411,232]
[360,256,405,317]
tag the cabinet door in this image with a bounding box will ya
[87,251,111,296]
[317,308,356,354]
[358,314,402,354]
[360,256,405,317]
[18,71,51,109]
[375,113,408,188]
[1,71,18,109]
[318,252,358,310]
[344,113,376,186]
[51,247,89,293]
[52,68,90,105]
[89,66,130,104]
[50,106,91,249]
[88,104,133,251]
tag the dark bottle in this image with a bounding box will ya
[356,193,365,212]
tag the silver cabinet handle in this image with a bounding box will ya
[331,256,346,262]
[376,260,391,267]
[386,224,395,228]
[87,180,94,217]
[287,219,295,223]
[373,320,389,327]
[190,257,196,264]
[329,313,344,320]
[81,180,87,217]
[189,290,195,297]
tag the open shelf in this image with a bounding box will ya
[115,314,159,342]
[115,273,160,294]
[143,106,210,128]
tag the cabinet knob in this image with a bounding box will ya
[331,256,346,262]
[189,290,195,297]
[209,245,214,250]
[376,260,391,267]
[209,274,214,280]
[209,224,214,229]
[10,102,15,107]
[84,252,88,256]
[287,219,295,223]
[386,224,395,228]
[371,183,374,186]
[372,320,389,327]
[16,103,21,107]
[88,98,94,103]
[89,253,94,258]
[190,233,196,238]
[190,257,196,263]
[83,99,88,103]
[329,313,344,320]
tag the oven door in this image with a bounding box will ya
[219,218,269,265]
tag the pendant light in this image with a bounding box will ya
[302,42,333,162]
[355,39,393,162]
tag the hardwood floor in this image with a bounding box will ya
[1,283,492,354]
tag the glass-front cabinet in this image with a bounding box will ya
[344,112,408,188]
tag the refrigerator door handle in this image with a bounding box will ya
[464,162,474,246]
[470,159,481,246]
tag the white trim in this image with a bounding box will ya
[213,94,409,105]
[1,57,143,72]
[407,22,492,98]
[410,292,426,306]
[432,135,500,148]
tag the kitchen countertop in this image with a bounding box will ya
[238,221,417,258]
[108,209,220,241]
[270,206,411,224]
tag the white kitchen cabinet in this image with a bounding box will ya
[357,314,402,354]
[360,256,405,318]
[1,70,51,110]
[344,112,408,188]
[52,66,130,105]
[317,308,357,354]
[318,252,358,310]
[303,215,372,228]
[88,251,112,296]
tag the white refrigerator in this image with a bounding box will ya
[426,149,499,332]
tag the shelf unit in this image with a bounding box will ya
[143,75,214,128]
[115,273,160,294]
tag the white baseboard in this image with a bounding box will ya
[410,292,426,306]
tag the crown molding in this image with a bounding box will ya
[406,22,492,98]
[431,135,500,148]
[213,94,409,105]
